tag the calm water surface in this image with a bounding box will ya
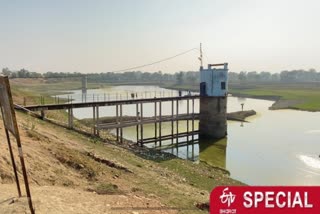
[58,85,320,185]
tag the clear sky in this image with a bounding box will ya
[0,0,319,73]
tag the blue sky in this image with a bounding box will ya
[0,0,319,73]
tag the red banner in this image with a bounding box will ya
[210,186,320,214]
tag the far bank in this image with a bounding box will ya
[161,82,320,112]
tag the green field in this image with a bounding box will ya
[229,82,320,111]
[163,82,320,112]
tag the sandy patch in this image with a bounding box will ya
[0,184,177,214]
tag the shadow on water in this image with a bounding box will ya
[132,146,179,163]
[198,137,227,169]
[142,132,228,169]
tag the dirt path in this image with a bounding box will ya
[0,184,176,214]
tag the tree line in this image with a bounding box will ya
[229,69,320,83]
[2,67,320,84]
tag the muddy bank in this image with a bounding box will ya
[230,92,280,101]
[227,110,256,122]
[230,93,308,111]
[268,99,306,110]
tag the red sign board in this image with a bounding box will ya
[211,186,320,214]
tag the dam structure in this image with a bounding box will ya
[21,63,229,145]
[199,63,228,139]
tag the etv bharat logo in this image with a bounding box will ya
[220,187,236,207]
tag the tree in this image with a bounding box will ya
[238,71,247,82]
[247,71,259,81]
[271,73,280,82]
[176,71,184,85]
[157,71,163,83]
[1,67,11,76]
[17,68,30,78]
[229,72,239,82]
[260,71,271,81]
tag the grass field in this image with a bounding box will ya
[162,82,320,111]
[229,82,320,111]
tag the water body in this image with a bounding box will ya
[57,85,320,186]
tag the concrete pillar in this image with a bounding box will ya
[199,96,227,139]
[68,107,73,129]
[40,110,45,120]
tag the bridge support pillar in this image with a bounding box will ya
[68,107,74,129]
[199,96,227,139]
[40,110,45,120]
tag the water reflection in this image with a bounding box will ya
[159,134,227,170]
[157,139,199,162]
[298,155,320,170]
[237,97,246,103]
[305,130,320,134]
[198,137,227,169]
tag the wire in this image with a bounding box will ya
[112,47,199,73]
[6,47,201,79]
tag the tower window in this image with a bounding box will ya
[221,82,226,90]
[200,82,207,96]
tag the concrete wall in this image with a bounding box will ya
[200,64,228,97]
[199,96,227,139]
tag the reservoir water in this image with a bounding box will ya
[57,85,320,185]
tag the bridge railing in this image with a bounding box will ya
[21,90,199,106]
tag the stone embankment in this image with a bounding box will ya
[227,110,256,122]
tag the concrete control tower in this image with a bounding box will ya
[199,63,228,139]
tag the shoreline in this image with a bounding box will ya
[231,92,320,112]
[160,84,320,112]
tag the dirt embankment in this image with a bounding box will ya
[0,111,242,213]
[0,184,170,214]
[230,93,306,111]
[227,110,256,122]
[268,100,305,110]
[230,92,280,101]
